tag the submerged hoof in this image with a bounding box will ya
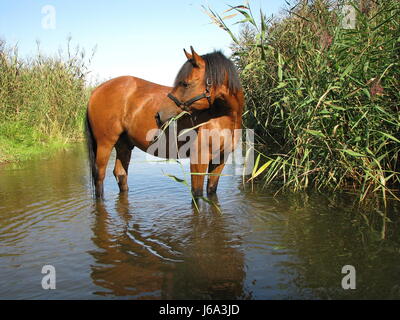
[191,189,203,198]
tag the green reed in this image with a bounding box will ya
[0,38,94,162]
[205,0,400,204]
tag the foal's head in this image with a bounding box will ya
[168,46,241,113]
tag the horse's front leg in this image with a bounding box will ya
[190,162,208,198]
[207,161,226,195]
[189,128,210,198]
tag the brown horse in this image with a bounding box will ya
[86,46,244,199]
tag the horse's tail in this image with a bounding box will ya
[85,109,97,192]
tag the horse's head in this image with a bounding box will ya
[158,47,241,124]
[166,46,214,115]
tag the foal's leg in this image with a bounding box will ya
[207,161,226,195]
[113,138,133,193]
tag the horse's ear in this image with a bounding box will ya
[190,46,204,68]
[183,48,192,60]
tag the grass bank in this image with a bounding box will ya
[0,38,93,163]
[206,0,400,203]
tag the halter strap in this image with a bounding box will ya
[167,79,212,111]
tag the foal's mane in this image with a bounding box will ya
[174,51,241,94]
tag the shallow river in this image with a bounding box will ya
[0,143,399,299]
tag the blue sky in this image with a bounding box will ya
[0,0,287,85]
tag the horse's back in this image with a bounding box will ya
[89,75,170,110]
[90,76,137,105]
[87,75,171,147]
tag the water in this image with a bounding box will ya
[0,143,399,299]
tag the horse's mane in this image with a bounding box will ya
[174,51,242,94]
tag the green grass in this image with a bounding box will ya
[0,37,94,163]
[0,121,71,163]
[205,0,400,204]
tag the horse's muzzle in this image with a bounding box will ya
[156,110,178,126]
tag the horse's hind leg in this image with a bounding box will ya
[95,141,114,199]
[113,136,133,193]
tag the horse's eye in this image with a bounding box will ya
[181,81,190,88]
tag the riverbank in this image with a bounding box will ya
[0,38,92,164]
[0,120,83,164]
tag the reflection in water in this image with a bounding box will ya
[90,194,246,299]
[0,143,399,299]
[91,194,166,298]
[273,193,400,299]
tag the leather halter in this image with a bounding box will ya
[167,79,212,112]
